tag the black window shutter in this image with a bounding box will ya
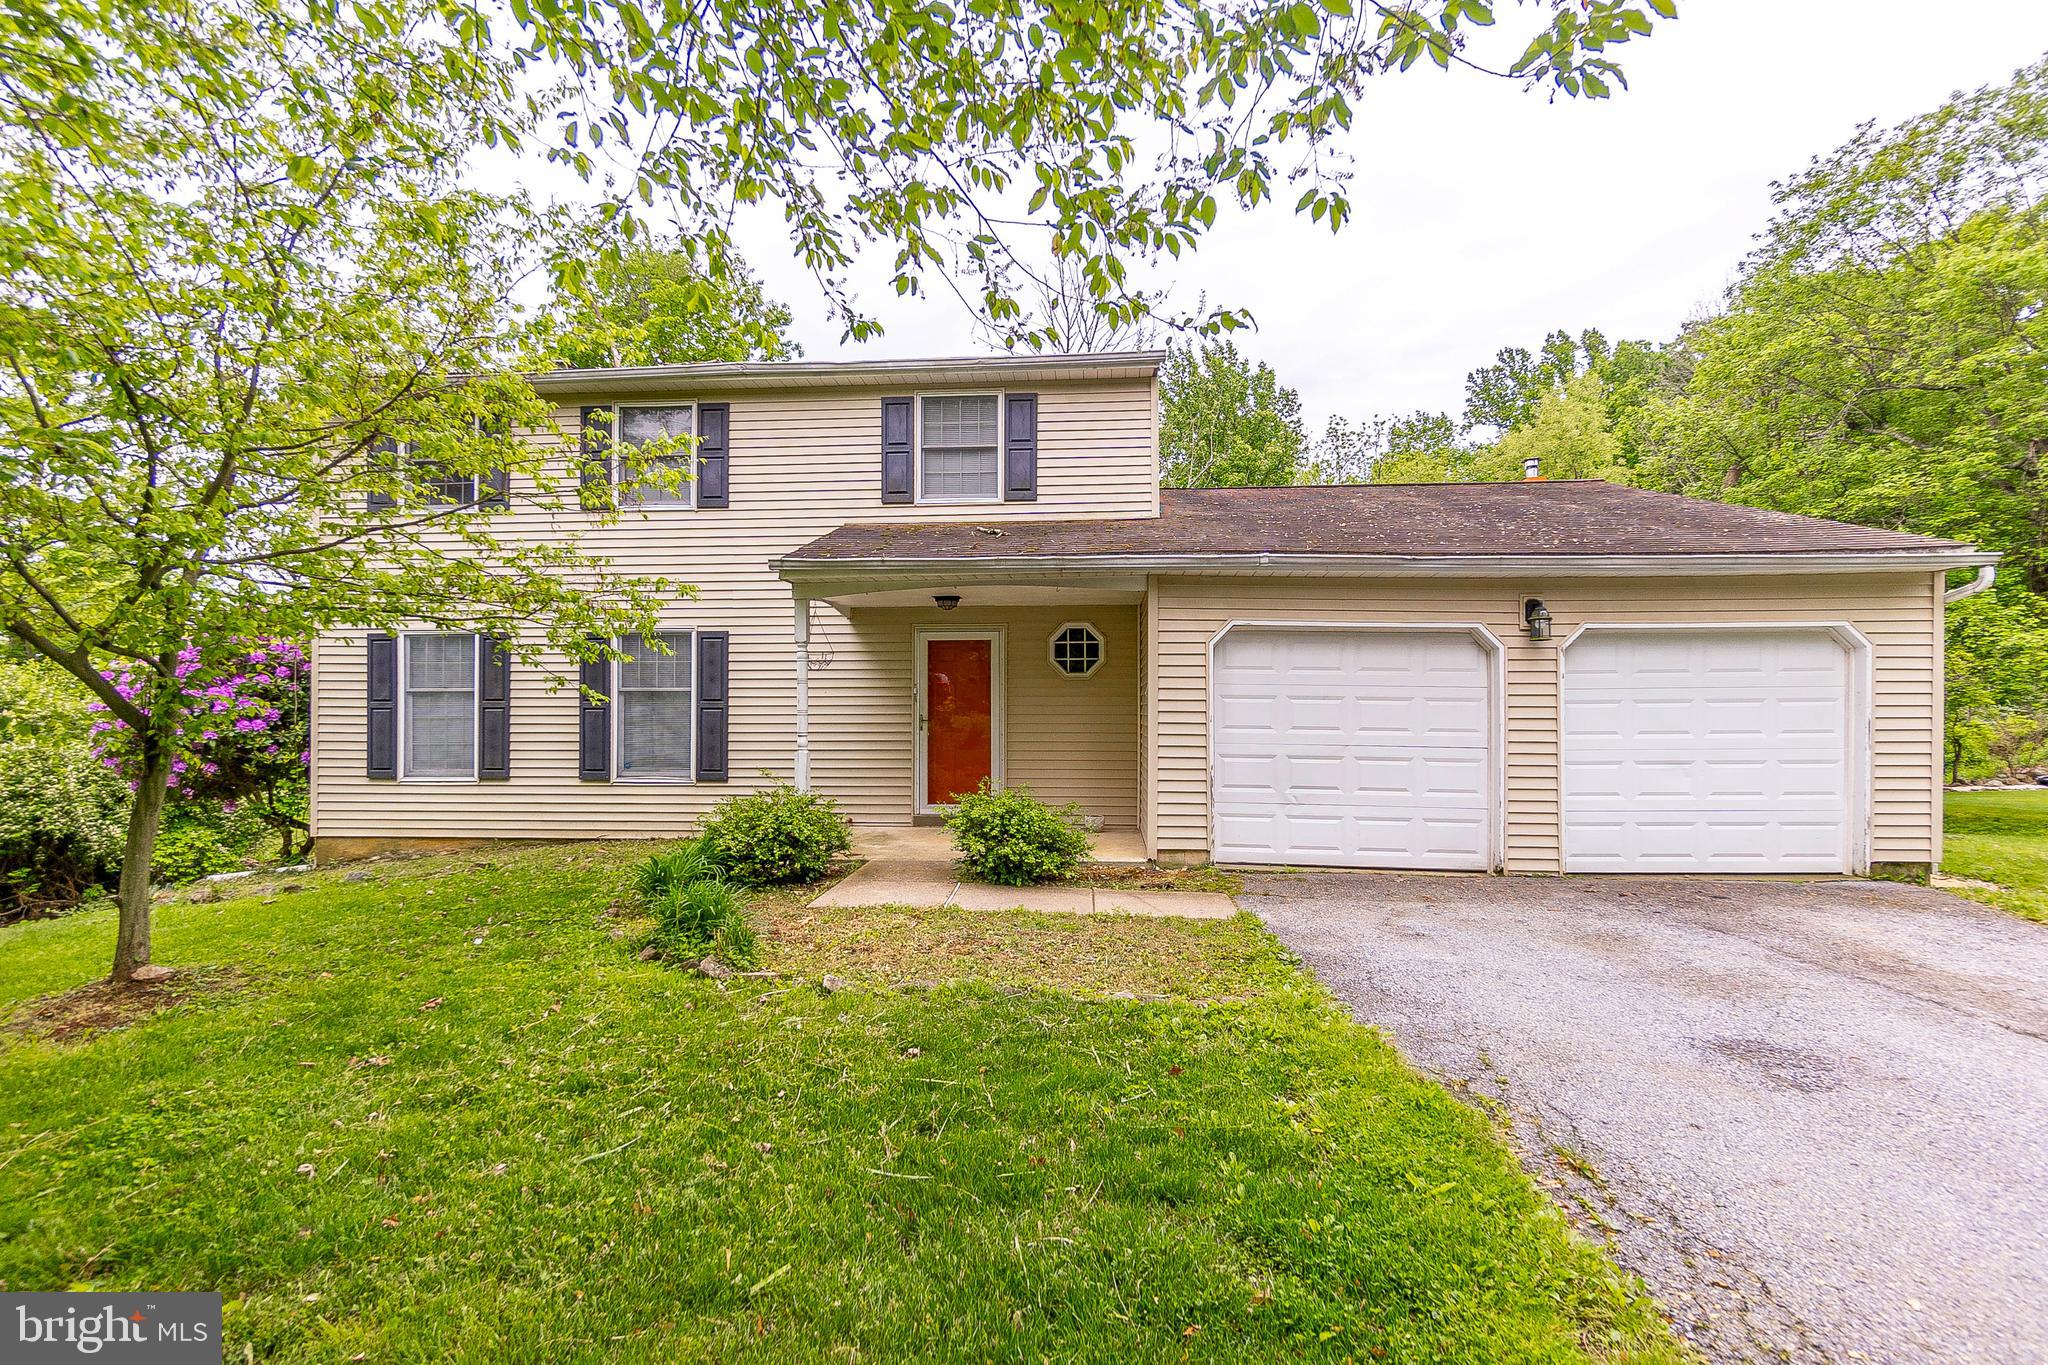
[880,396,914,504]
[695,630,729,782]
[366,632,397,779]
[578,642,612,781]
[696,402,729,508]
[1003,392,1038,502]
[482,466,509,507]
[578,406,613,510]
[366,437,398,513]
[478,635,511,780]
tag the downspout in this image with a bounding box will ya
[1943,564,1996,604]
[793,595,811,791]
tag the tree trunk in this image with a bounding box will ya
[111,743,171,982]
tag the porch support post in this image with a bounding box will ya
[793,593,812,791]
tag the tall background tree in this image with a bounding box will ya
[547,240,800,368]
[1158,341,1309,486]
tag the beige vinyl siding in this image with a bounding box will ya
[311,378,1155,840]
[1147,571,1944,872]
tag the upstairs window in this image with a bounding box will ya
[402,633,477,778]
[617,404,695,507]
[918,394,1000,501]
[616,630,694,779]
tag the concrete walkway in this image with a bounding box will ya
[814,830,1235,918]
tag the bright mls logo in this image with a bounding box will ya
[4,1293,221,1362]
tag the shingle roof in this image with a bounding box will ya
[781,482,1973,563]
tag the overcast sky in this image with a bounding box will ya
[528,5,2048,431]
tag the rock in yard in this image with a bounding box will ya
[695,957,734,980]
[344,870,373,883]
[636,945,661,961]
[820,973,851,994]
[128,964,176,984]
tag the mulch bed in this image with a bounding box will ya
[4,968,236,1045]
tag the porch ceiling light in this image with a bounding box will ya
[1523,598,1552,642]
[933,594,962,612]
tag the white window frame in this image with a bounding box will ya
[389,440,477,508]
[613,402,698,510]
[914,390,1005,505]
[612,628,697,784]
[1048,621,1105,679]
[398,631,479,782]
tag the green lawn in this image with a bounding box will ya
[0,845,1680,1363]
[1943,789,2048,923]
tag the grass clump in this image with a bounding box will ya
[698,783,851,886]
[630,839,758,967]
[945,780,1093,886]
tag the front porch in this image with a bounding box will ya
[785,568,1150,845]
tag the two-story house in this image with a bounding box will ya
[309,351,1995,876]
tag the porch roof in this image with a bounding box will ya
[776,482,1991,580]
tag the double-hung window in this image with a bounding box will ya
[616,630,694,780]
[616,404,695,507]
[918,394,1000,501]
[402,633,477,779]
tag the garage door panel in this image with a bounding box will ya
[1213,629,1494,870]
[1216,746,1488,808]
[1562,629,1852,873]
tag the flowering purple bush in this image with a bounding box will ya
[92,640,312,863]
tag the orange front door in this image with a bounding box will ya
[924,636,994,806]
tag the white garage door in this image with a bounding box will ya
[1212,627,1494,870]
[1561,629,1854,873]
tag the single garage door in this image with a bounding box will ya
[1212,627,1494,869]
[1561,628,1853,873]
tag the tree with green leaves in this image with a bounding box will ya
[546,240,799,369]
[1311,411,1463,483]
[1159,342,1309,486]
[1,0,1668,982]
[0,1,675,980]
[1635,60,2048,591]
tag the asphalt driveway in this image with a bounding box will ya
[1244,873,2048,1364]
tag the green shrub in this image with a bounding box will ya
[0,661,129,917]
[632,840,719,901]
[698,784,852,886]
[152,821,242,885]
[646,877,758,967]
[944,781,1093,886]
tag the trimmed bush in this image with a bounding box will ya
[945,781,1093,886]
[698,784,852,886]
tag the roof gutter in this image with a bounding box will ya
[527,349,1167,394]
[775,549,2000,580]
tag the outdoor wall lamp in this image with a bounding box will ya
[1523,597,1553,641]
[933,594,962,612]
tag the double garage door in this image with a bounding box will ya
[1211,625,1854,873]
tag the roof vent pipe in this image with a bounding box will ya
[1522,457,1542,480]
